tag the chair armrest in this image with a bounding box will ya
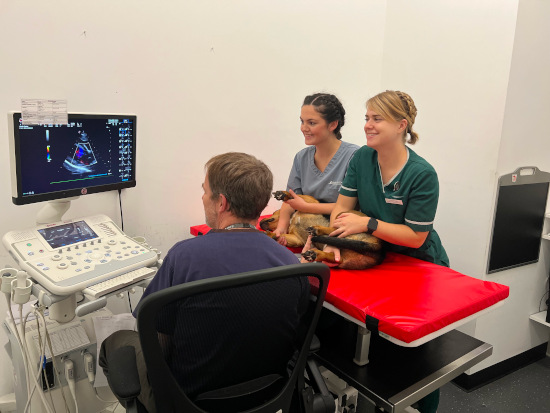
[106,346,142,401]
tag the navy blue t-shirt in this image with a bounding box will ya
[137,230,307,398]
[142,230,300,298]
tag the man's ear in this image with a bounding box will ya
[218,194,229,212]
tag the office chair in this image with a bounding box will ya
[105,262,334,412]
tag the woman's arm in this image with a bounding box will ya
[320,194,359,265]
[274,202,294,238]
[331,211,429,249]
[329,194,358,226]
[279,189,331,215]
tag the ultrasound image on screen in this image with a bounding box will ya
[37,221,98,249]
[13,114,135,203]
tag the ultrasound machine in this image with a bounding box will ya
[2,112,159,412]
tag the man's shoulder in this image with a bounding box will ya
[172,231,293,252]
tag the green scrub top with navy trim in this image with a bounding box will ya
[340,145,449,267]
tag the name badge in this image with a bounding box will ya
[385,198,403,205]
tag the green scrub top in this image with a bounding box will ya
[340,146,449,267]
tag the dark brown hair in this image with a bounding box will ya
[205,152,273,220]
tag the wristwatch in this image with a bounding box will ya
[366,217,378,235]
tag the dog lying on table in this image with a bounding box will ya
[260,191,385,270]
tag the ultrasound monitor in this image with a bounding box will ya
[7,112,136,206]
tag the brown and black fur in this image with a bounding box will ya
[260,191,329,248]
[260,191,385,269]
[303,210,385,270]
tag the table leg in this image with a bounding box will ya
[353,325,371,366]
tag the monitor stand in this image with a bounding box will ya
[36,197,79,225]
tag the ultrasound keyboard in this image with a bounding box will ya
[2,214,158,296]
[83,266,157,298]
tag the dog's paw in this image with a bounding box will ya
[306,226,318,236]
[273,191,290,201]
[301,250,317,262]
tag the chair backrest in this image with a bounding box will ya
[135,262,330,413]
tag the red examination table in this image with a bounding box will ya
[190,223,509,364]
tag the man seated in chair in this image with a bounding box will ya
[99,152,309,412]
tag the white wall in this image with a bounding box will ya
[470,0,550,373]
[381,0,519,277]
[0,0,385,397]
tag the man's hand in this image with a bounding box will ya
[330,212,369,238]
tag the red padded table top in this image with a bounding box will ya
[190,223,510,344]
[324,252,509,343]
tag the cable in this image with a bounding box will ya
[539,288,549,312]
[118,189,124,232]
[5,294,32,400]
[36,306,70,413]
[43,328,71,413]
[19,304,33,405]
[93,388,119,404]
[64,358,79,413]
[22,310,55,413]
[82,351,119,404]
[127,291,133,313]
[33,313,57,413]
[3,275,67,413]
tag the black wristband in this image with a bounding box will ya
[366,217,378,235]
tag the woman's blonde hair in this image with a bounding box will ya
[366,90,419,144]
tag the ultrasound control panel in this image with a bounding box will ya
[2,214,158,295]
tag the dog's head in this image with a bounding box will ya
[259,217,276,231]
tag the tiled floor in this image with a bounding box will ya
[357,356,550,412]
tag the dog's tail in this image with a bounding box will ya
[311,235,383,254]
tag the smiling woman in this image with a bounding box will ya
[325,91,449,413]
[329,90,448,266]
[272,93,359,246]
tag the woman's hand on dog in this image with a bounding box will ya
[284,189,308,211]
[300,235,314,263]
[331,212,369,238]
[273,228,288,246]
[322,245,341,267]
